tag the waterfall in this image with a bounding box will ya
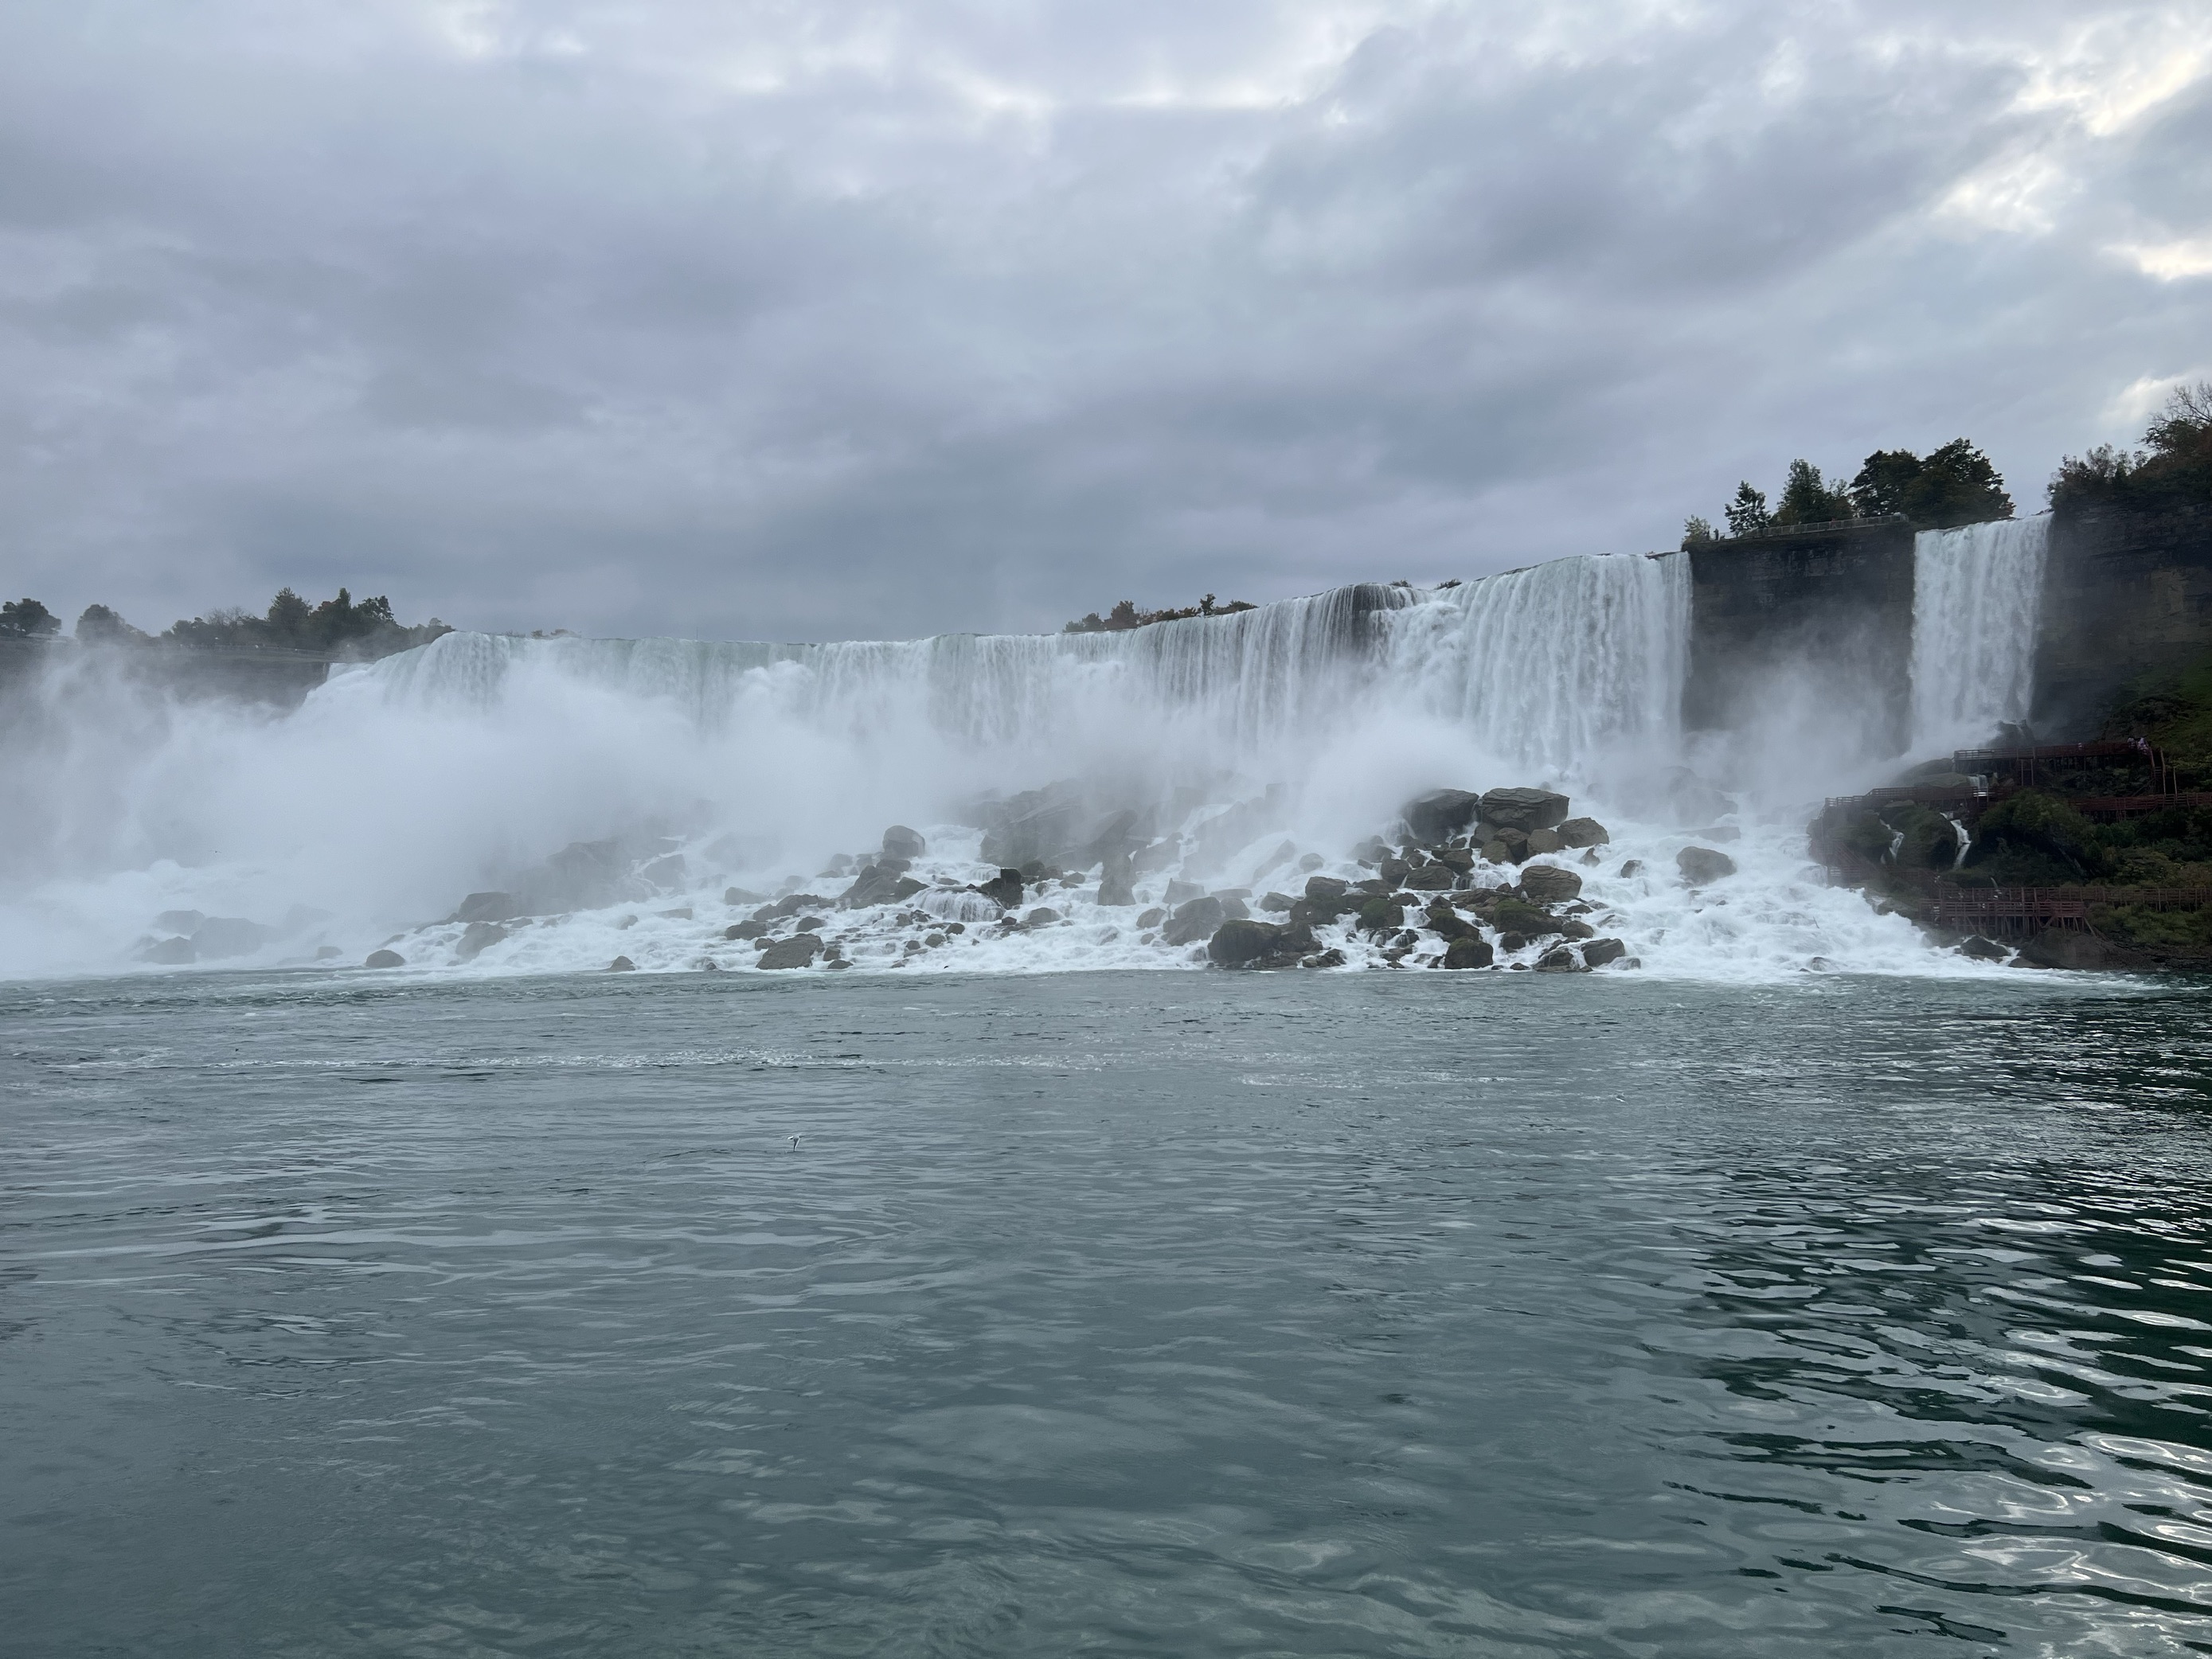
[1909,517,2049,755]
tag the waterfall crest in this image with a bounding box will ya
[1909,517,2049,755]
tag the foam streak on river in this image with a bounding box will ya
[7,967,2212,1655]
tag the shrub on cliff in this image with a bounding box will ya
[1959,790,2108,885]
[2103,650,2212,789]
[2051,382,2212,516]
[1847,441,2012,528]
[1722,483,1771,537]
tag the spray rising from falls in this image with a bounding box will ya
[0,545,2037,982]
[1909,516,2050,756]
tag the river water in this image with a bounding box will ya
[7,967,2212,1655]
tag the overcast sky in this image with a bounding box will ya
[2,1,2207,642]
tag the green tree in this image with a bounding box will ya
[0,597,59,638]
[1907,438,2012,528]
[1773,459,1854,525]
[264,587,312,641]
[1847,449,1923,518]
[1722,482,1770,537]
[1680,515,1715,548]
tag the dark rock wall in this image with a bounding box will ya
[1683,520,1916,758]
[2033,502,2212,738]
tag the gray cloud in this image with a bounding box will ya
[0,0,2206,642]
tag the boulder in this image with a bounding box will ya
[979,787,1085,869]
[1356,896,1405,933]
[1403,863,1456,891]
[1959,935,2010,962]
[1583,937,1628,968]
[1163,896,1227,947]
[725,920,767,940]
[1557,818,1609,849]
[842,864,926,910]
[1525,828,1563,855]
[1207,919,1281,966]
[1164,877,1205,906]
[1304,875,1349,902]
[1480,787,1571,833]
[608,955,636,972]
[974,869,1025,910]
[881,825,928,861]
[722,885,766,905]
[1258,891,1295,913]
[1433,847,1475,873]
[756,934,823,970]
[1535,945,1585,972]
[154,908,205,934]
[142,936,196,965]
[364,948,405,969]
[792,915,827,932]
[1517,865,1584,905]
[1619,859,1643,878]
[1021,908,1061,929]
[1425,904,1475,940]
[1676,846,1737,885]
[1560,919,1596,940]
[1499,932,1528,952]
[457,921,507,960]
[1137,907,1167,930]
[1490,897,1560,937]
[1482,828,1531,864]
[1097,852,1136,908]
[516,837,631,915]
[1208,918,1317,968]
[1442,935,1495,970]
[453,892,519,923]
[1301,947,1347,969]
[1352,836,1390,864]
[1404,788,1483,841]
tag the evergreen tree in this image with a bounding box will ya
[1848,449,1923,518]
[1722,482,1770,537]
[1909,439,2012,528]
[1773,459,1854,525]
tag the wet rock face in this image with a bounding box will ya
[457,921,507,960]
[607,955,635,972]
[1489,897,1561,938]
[1535,945,1585,972]
[842,864,927,910]
[1207,918,1319,968]
[974,869,1025,911]
[881,825,928,861]
[1403,863,1456,891]
[1517,865,1583,905]
[365,948,405,968]
[1676,846,1738,885]
[1557,818,1610,849]
[1163,896,1226,946]
[1480,787,1571,833]
[454,891,521,924]
[756,934,823,970]
[1425,904,1475,941]
[724,920,767,941]
[142,936,196,964]
[1403,789,1483,841]
[1442,935,1494,970]
[1959,935,2010,961]
[1583,937,1628,968]
[1097,853,1136,908]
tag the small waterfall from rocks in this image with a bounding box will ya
[1909,517,2049,755]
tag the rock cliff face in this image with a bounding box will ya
[2034,502,2212,738]
[1683,519,1915,759]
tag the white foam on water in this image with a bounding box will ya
[1909,516,2050,757]
[0,545,2034,982]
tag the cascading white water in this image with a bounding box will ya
[1909,516,2050,755]
[0,544,2030,982]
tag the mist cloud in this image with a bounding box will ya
[1,0,2206,641]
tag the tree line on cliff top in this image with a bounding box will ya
[0,585,450,656]
[1683,381,2212,548]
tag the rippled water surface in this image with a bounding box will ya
[9,970,2212,1656]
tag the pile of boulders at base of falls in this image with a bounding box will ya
[318,780,1749,975]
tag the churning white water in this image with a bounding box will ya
[0,545,2019,982]
[1909,516,2050,755]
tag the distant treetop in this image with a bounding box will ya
[1064,593,1256,634]
[2050,382,2212,516]
[1686,439,2012,547]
